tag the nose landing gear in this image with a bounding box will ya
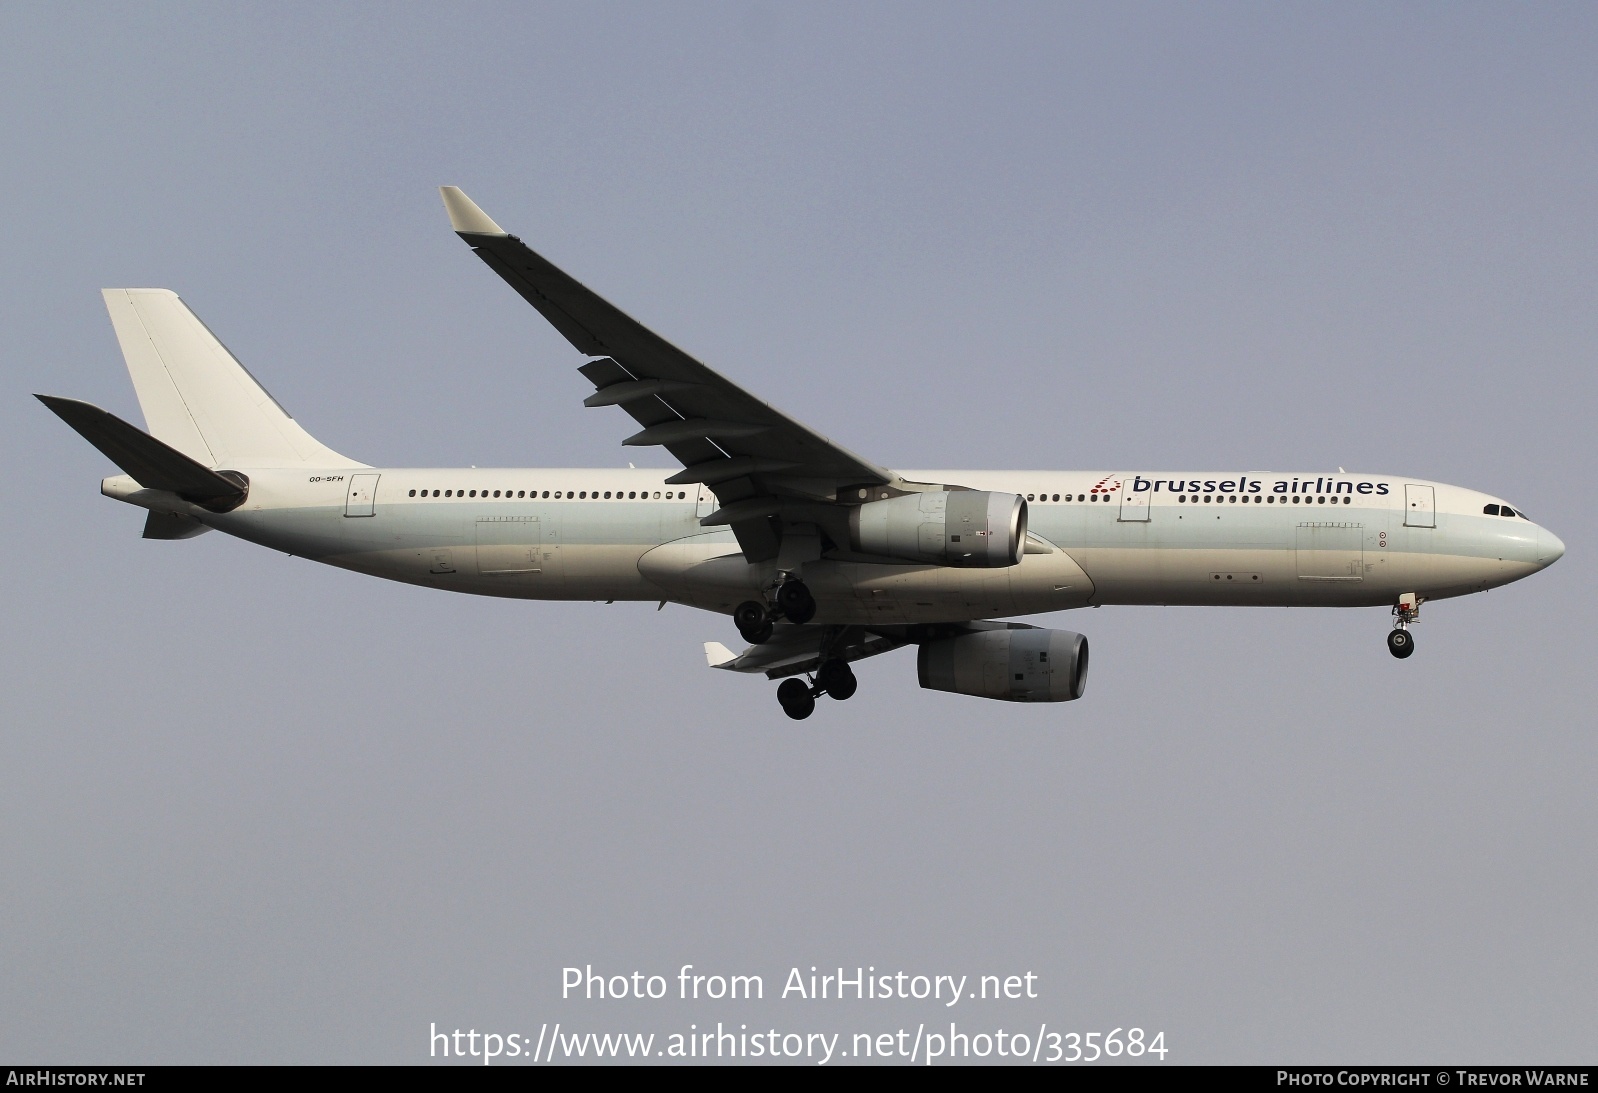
[1388,593,1421,659]
[1386,629,1414,659]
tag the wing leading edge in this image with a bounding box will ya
[440,186,898,562]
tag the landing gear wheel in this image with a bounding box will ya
[776,580,817,625]
[1387,629,1415,659]
[816,659,857,701]
[777,677,816,720]
[735,600,774,645]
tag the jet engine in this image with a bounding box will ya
[848,490,1026,568]
[917,627,1088,702]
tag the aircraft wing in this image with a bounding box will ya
[704,624,907,679]
[441,186,897,561]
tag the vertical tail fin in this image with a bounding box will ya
[102,289,362,469]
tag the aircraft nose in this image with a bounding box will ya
[1537,526,1566,567]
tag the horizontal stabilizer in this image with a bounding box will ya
[143,511,211,539]
[36,395,247,511]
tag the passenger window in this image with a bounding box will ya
[1051,494,1059,502]
[1027,494,1035,502]
[408,489,416,497]
[653,491,661,499]
[445,490,452,497]
[579,491,586,499]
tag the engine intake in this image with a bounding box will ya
[917,627,1088,702]
[849,490,1025,568]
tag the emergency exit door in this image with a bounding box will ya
[1117,476,1150,522]
[344,474,380,517]
[1403,484,1436,528]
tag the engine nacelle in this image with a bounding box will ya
[848,490,1026,568]
[917,628,1088,702]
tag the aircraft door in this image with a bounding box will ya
[695,486,716,521]
[344,473,380,517]
[1117,475,1150,522]
[1403,484,1436,528]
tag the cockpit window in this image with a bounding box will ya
[1501,506,1516,518]
[1483,504,1500,516]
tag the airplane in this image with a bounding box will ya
[38,186,1566,720]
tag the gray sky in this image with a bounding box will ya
[2,2,1594,1064]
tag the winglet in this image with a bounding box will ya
[440,186,506,235]
[704,642,738,669]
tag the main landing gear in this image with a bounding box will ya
[776,659,858,720]
[733,577,817,645]
[734,600,773,644]
[1388,593,1422,659]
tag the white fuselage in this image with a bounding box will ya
[135,466,1562,626]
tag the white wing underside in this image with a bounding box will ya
[704,625,908,679]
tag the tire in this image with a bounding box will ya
[816,659,857,701]
[734,600,768,632]
[1387,629,1414,659]
[776,581,817,625]
[738,619,775,645]
[777,677,815,719]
